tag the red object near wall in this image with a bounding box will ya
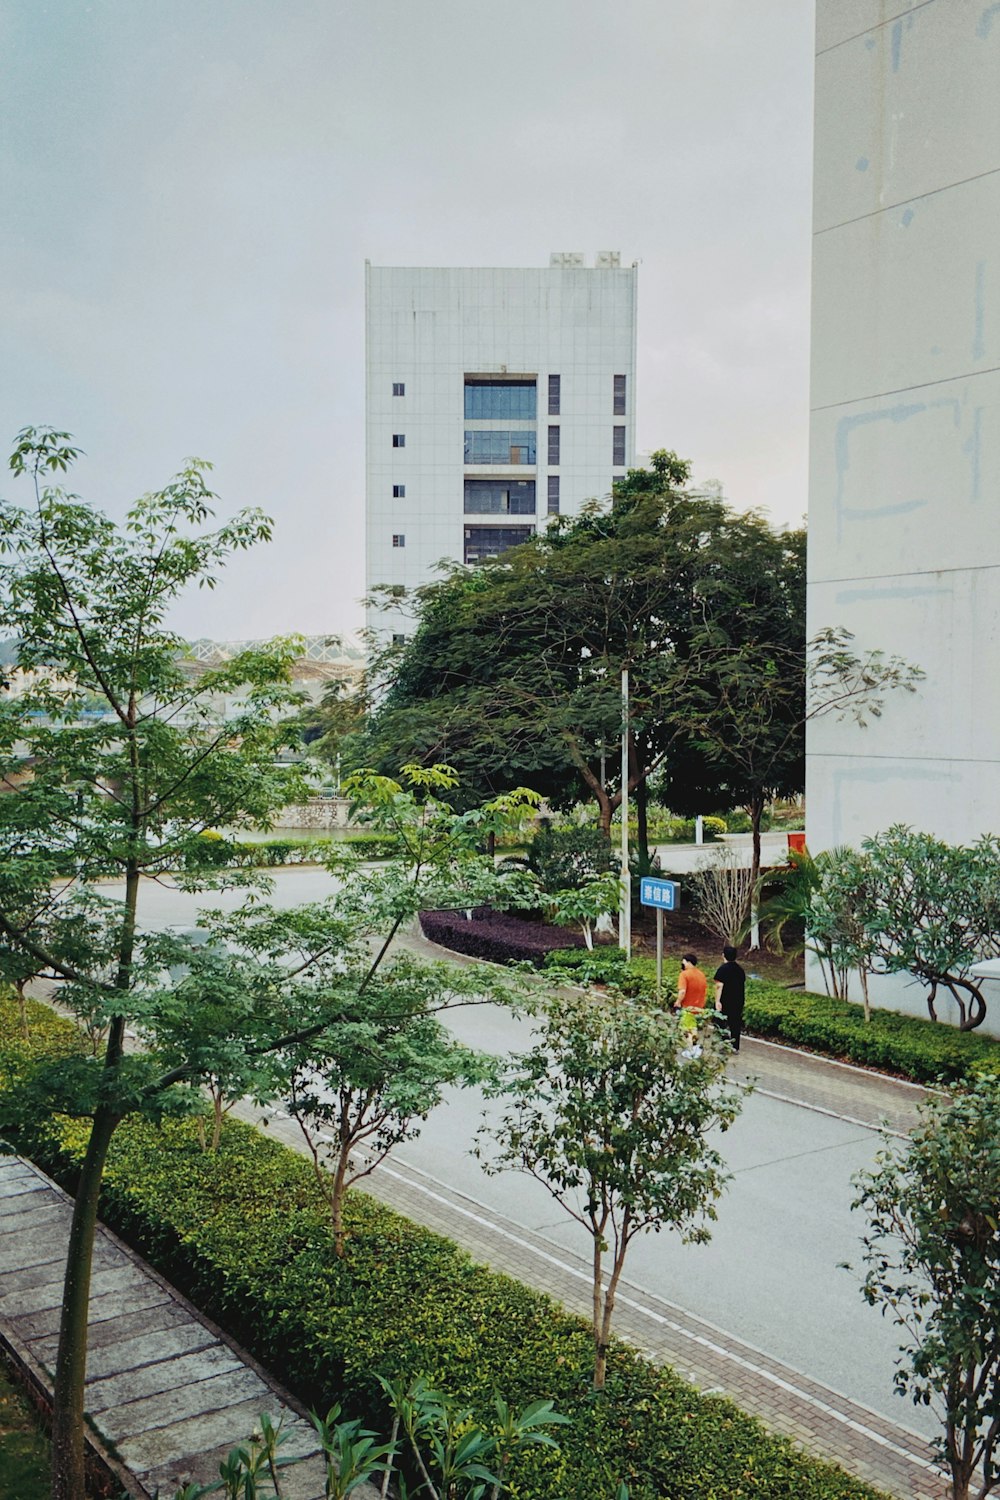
[786,832,807,856]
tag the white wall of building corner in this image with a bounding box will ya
[806,1,1000,1030]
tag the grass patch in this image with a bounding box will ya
[0,1355,50,1500]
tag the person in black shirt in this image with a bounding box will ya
[713,944,746,1051]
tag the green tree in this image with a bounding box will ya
[858,827,1000,1031]
[364,451,722,844]
[546,872,620,951]
[276,952,502,1256]
[853,1078,1000,1500]
[477,992,745,1390]
[0,430,536,1500]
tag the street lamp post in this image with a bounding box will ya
[619,667,631,954]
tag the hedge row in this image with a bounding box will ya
[419,907,583,965]
[191,832,398,868]
[1,997,885,1500]
[542,949,1000,1085]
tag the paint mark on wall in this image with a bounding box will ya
[834,584,953,606]
[978,3,1000,38]
[864,35,876,50]
[973,261,987,360]
[900,207,915,227]
[833,398,968,541]
[856,156,870,172]
[963,407,984,501]
[890,19,903,70]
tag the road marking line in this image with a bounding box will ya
[377,1159,940,1477]
[752,1087,908,1138]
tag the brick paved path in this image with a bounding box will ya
[0,1154,377,1500]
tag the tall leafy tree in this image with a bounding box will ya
[854,1078,1000,1500]
[0,430,535,1499]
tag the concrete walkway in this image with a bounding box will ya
[0,1155,377,1499]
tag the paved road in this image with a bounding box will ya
[94,870,939,1465]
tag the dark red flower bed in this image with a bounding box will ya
[418,906,583,965]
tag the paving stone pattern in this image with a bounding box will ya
[0,1155,377,1500]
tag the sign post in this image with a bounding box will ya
[639,876,679,1001]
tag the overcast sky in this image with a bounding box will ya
[1,1,815,643]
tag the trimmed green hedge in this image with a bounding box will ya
[544,950,1000,1085]
[1,997,885,1500]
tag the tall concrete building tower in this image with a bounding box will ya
[807,2,1000,1023]
[365,257,638,638]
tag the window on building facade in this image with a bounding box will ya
[389,585,405,597]
[613,375,626,414]
[392,382,405,396]
[612,426,626,466]
[464,480,536,515]
[463,430,536,465]
[392,633,405,646]
[464,380,536,420]
[392,433,405,447]
[548,374,561,415]
[463,525,534,563]
[547,476,560,514]
[392,534,405,548]
[548,425,560,465]
[393,484,405,497]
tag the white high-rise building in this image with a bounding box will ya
[365,257,638,639]
[807,2,1000,1026]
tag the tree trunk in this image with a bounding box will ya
[859,968,871,1024]
[52,852,139,1500]
[51,1102,119,1500]
[332,1143,351,1257]
[591,1236,605,1390]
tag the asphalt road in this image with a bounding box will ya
[97,867,935,1442]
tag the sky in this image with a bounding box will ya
[0,0,815,643]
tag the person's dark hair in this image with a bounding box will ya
[723,944,737,962]
[682,952,698,967]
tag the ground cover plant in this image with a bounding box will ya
[419,907,583,964]
[0,998,888,1500]
[0,1356,51,1500]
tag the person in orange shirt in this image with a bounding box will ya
[674,953,708,1033]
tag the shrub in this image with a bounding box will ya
[419,908,582,966]
[1,1000,887,1500]
[540,959,1000,1085]
[528,823,615,893]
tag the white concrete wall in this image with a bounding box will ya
[365,263,637,638]
[807,1,1000,1030]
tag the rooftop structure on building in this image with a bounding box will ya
[365,256,638,639]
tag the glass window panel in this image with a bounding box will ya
[612,426,626,465]
[464,430,536,464]
[464,381,537,420]
[463,525,534,563]
[548,426,560,465]
[613,375,626,415]
[548,374,561,415]
[465,481,536,515]
[547,476,560,514]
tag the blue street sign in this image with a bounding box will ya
[639,876,679,910]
